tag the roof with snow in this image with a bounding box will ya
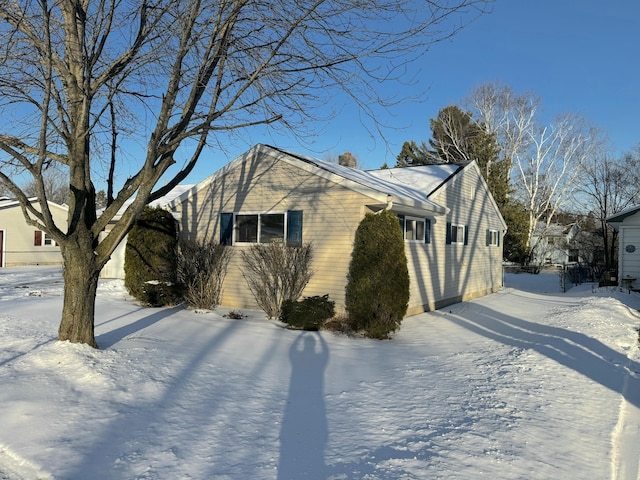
[0,197,68,211]
[533,222,577,237]
[367,163,463,197]
[269,146,447,211]
[175,145,462,216]
[101,184,195,220]
[607,205,640,223]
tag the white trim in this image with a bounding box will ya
[403,216,426,243]
[488,229,499,246]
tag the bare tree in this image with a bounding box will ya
[466,81,540,178]
[575,147,640,270]
[514,114,597,258]
[23,166,69,205]
[466,83,597,260]
[0,0,492,347]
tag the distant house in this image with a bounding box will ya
[160,144,507,315]
[530,222,581,266]
[607,205,640,290]
[0,197,68,267]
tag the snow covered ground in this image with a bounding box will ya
[1,266,639,480]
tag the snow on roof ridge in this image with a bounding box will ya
[266,145,445,209]
[367,163,463,197]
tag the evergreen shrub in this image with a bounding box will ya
[124,206,180,306]
[345,210,409,339]
[280,294,335,330]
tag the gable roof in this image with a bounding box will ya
[607,205,640,223]
[102,184,195,221]
[172,144,448,216]
[367,163,463,197]
[369,160,507,231]
[532,222,578,237]
[0,197,68,212]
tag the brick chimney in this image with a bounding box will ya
[338,152,357,168]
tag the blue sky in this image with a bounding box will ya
[176,0,640,185]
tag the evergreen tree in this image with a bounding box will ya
[395,140,432,167]
[345,210,409,339]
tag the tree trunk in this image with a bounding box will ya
[57,236,101,348]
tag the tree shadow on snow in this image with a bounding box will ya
[443,304,640,409]
[278,332,329,480]
[96,305,185,348]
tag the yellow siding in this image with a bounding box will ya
[0,203,67,267]
[172,151,505,316]
[404,165,504,314]
[174,150,369,311]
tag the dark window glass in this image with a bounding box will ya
[236,214,258,243]
[260,213,285,243]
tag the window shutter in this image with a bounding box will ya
[497,231,501,247]
[34,230,42,246]
[425,218,431,244]
[398,215,405,237]
[445,222,452,245]
[464,225,469,245]
[220,213,233,245]
[486,229,490,246]
[286,210,303,246]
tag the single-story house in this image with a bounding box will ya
[607,205,640,290]
[530,222,581,266]
[0,197,68,267]
[160,144,507,315]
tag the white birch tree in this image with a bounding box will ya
[513,114,595,259]
[466,83,596,260]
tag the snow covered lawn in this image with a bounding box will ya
[1,267,639,479]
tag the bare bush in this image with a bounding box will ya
[241,243,313,319]
[177,239,233,310]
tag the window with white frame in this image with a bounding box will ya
[487,229,499,246]
[398,215,431,243]
[220,211,302,246]
[446,223,467,245]
[405,217,424,242]
[34,230,57,247]
[235,213,285,243]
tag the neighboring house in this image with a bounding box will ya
[163,144,507,315]
[0,197,68,267]
[607,205,640,290]
[99,185,194,278]
[530,222,581,266]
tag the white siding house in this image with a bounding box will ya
[607,205,640,290]
[530,222,581,266]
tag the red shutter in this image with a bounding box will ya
[34,230,42,246]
